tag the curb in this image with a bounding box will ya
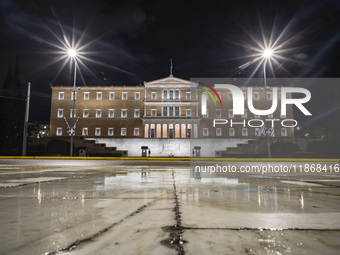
[0,156,339,162]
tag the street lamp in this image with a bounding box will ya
[69,48,77,157]
[262,47,274,158]
[262,48,273,59]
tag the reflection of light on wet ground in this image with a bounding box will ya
[281,180,323,186]
[0,164,339,254]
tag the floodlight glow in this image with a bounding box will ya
[262,48,273,59]
[68,49,77,58]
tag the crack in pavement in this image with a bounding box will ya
[44,200,155,255]
[160,169,187,255]
[180,227,340,231]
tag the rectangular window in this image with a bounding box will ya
[163,90,168,99]
[70,109,76,118]
[108,109,114,118]
[254,92,259,100]
[175,107,180,116]
[151,109,157,117]
[108,128,114,136]
[169,90,174,99]
[242,128,248,136]
[97,92,102,100]
[135,92,140,100]
[266,92,272,100]
[228,92,233,100]
[280,114,286,118]
[203,128,209,136]
[268,113,273,118]
[254,114,260,118]
[121,110,127,118]
[186,92,191,100]
[163,106,168,116]
[218,92,222,100]
[134,128,139,136]
[134,109,140,118]
[229,128,235,136]
[58,92,64,100]
[95,128,101,136]
[109,92,115,100]
[151,92,157,100]
[242,109,247,118]
[84,92,89,100]
[83,110,89,118]
[57,109,63,118]
[169,106,174,116]
[82,128,88,136]
[281,128,287,136]
[71,92,77,100]
[56,128,62,136]
[122,92,127,100]
[216,109,221,118]
[187,126,192,138]
[203,110,208,118]
[121,128,126,136]
[228,109,233,118]
[255,128,261,136]
[96,110,102,118]
[186,109,191,117]
[175,90,180,99]
[216,128,222,136]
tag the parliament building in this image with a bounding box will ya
[50,75,294,156]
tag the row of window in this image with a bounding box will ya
[58,109,140,118]
[204,109,286,119]
[59,91,141,101]
[209,92,284,101]
[56,127,140,136]
[223,92,276,101]
[58,91,193,101]
[202,128,287,137]
[56,127,288,137]
[58,108,287,119]
[161,90,191,100]
[58,90,284,101]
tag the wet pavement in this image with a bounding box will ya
[0,160,339,255]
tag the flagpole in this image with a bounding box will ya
[22,82,31,156]
[170,59,173,76]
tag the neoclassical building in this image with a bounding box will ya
[50,75,294,156]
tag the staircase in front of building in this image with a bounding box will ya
[75,137,128,157]
[215,138,269,158]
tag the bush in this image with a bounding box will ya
[46,139,70,156]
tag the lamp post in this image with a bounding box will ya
[22,82,31,156]
[69,49,77,157]
[262,48,273,158]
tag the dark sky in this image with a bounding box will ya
[0,0,340,122]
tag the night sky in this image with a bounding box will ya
[0,0,340,122]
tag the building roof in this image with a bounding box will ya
[144,75,194,88]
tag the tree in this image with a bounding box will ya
[0,56,25,155]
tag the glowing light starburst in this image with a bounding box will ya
[227,17,307,79]
[68,48,77,58]
[24,12,139,86]
[262,48,273,59]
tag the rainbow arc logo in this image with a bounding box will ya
[197,82,222,106]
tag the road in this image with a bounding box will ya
[0,159,339,254]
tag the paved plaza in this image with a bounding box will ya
[0,159,339,255]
